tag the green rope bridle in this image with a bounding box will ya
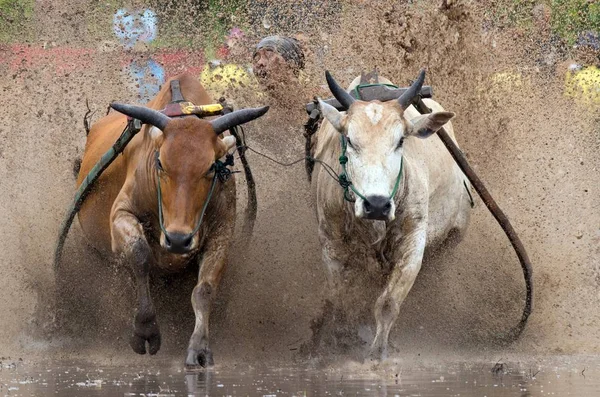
[337,134,403,203]
[337,82,404,203]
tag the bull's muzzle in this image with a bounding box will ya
[363,195,393,221]
[164,231,194,254]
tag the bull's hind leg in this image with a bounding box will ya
[369,223,427,361]
[111,202,161,355]
[185,212,234,368]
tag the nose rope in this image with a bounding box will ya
[231,139,404,205]
[234,144,345,190]
[155,151,236,240]
[338,134,403,204]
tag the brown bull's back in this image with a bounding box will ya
[77,112,131,253]
[147,72,212,110]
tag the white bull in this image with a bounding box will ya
[311,69,473,359]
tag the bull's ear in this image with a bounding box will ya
[148,126,164,144]
[221,135,236,151]
[216,135,237,159]
[407,111,454,139]
[318,98,346,132]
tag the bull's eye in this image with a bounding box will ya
[156,156,164,172]
[396,137,405,150]
[346,136,355,150]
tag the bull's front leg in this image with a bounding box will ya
[185,214,234,368]
[305,230,354,353]
[111,201,161,355]
[321,237,347,298]
[369,220,427,360]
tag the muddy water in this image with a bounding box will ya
[0,357,598,396]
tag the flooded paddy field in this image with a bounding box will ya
[1,355,599,396]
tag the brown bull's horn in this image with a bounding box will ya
[325,70,355,110]
[211,106,270,135]
[110,102,171,131]
[398,68,426,110]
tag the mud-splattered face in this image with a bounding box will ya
[343,102,406,221]
[151,118,235,254]
[320,100,405,221]
[252,48,296,86]
[319,99,454,221]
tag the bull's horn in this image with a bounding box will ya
[398,68,426,110]
[211,106,270,135]
[325,71,355,110]
[110,103,171,131]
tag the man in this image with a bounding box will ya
[252,35,306,90]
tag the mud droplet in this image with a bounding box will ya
[262,15,271,30]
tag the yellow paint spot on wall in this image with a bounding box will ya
[564,65,600,105]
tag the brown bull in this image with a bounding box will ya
[76,72,268,367]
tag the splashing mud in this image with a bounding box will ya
[0,0,598,370]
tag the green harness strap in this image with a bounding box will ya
[54,118,142,270]
[352,83,399,100]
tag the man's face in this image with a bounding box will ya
[253,48,295,86]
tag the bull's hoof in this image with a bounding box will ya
[366,345,387,362]
[130,323,161,355]
[185,347,214,369]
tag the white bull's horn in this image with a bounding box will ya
[398,68,426,110]
[325,70,356,110]
[110,103,171,131]
[211,106,270,135]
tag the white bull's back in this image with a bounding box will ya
[402,98,471,248]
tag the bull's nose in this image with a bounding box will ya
[164,232,194,254]
[363,195,392,220]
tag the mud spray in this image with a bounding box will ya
[0,0,598,366]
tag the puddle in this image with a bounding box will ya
[0,357,597,396]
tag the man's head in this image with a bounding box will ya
[253,36,305,85]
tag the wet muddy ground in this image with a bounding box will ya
[1,356,599,396]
